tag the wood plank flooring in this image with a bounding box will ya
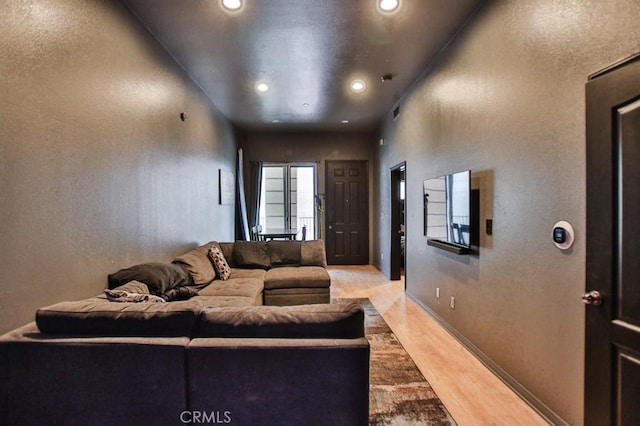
[329,265,550,426]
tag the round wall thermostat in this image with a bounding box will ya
[552,221,574,250]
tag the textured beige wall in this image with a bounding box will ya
[374,0,640,424]
[0,0,237,334]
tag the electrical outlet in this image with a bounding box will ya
[436,288,440,299]
[381,253,384,260]
[450,296,455,309]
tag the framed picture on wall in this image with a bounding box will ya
[219,169,234,205]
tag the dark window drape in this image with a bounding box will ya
[247,161,263,229]
[236,149,250,240]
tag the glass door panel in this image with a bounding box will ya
[259,164,316,240]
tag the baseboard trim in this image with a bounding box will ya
[407,292,567,426]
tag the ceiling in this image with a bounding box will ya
[122,0,483,131]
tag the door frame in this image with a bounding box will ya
[390,162,406,281]
[585,52,640,426]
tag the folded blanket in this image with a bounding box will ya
[104,289,166,303]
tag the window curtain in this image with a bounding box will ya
[247,161,263,229]
[236,149,250,240]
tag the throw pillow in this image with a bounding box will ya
[172,241,218,288]
[209,245,231,281]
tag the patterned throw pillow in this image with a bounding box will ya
[209,245,231,281]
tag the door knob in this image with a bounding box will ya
[582,290,602,306]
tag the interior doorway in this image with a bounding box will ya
[390,162,406,281]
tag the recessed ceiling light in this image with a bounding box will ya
[303,103,310,107]
[222,0,242,11]
[272,119,280,123]
[379,0,399,12]
[350,80,366,93]
[341,120,350,124]
[255,82,269,93]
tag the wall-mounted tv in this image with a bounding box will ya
[423,170,471,254]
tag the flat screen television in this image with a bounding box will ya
[423,170,471,254]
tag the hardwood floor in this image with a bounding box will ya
[329,265,550,426]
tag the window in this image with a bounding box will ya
[259,163,317,240]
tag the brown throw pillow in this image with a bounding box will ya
[172,242,218,287]
[209,245,231,281]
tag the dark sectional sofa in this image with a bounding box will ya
[0,240,370,426]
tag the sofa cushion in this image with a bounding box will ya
[268,241,302,267]
[218,242,234,263]
[231,241,270,269]
[301,240,327,267]
[264,266,330,290]
[263,288,330,306]
[192,295,259,308]
[196,302,364,338]
[36,299,202,336]
[107,262,192,295]
[229,268,267,280]
[197,278,263,302]
[208,245,231,280]
[172,242,217,288]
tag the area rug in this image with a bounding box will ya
[334,298,456,426]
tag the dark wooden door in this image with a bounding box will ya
[325,160,369,264]
[390,163,405,280]
[585,53,640,426]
